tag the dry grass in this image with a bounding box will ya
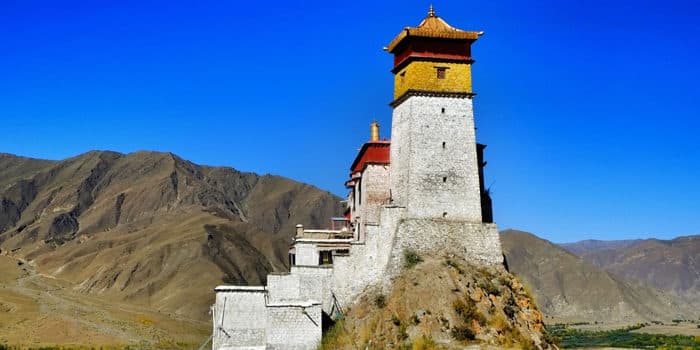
[323,255,551,349]
[0,255,208,348]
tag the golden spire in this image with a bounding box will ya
[370,119,380,141]
[428,4,435,17]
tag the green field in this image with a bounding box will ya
[547,323,700,349]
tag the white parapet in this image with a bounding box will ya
[212,286,267,350]
[212,285,322,350]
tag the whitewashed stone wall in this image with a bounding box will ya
[212,286,267,350]
[390,95,482,221]
[266,273,300,304]
[386,219,503,277]
[330,205,404,307]
[359,164,391,228]
[291,265,334,312]
[294,242,318,266]
[266,303,322,350]
[213,285,322,350]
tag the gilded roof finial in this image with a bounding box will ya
[428,4,435,17]
[370,119,380,142]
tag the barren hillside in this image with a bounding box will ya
[565,235,700,308]
[500,229,696,323]
[0,151,342,327]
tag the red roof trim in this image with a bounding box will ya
[350,141,390,173]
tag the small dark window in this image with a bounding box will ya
[358,180,362,205]
[441,108,445,114]
[400,71,406,84]
[436,67,447,79]
[442,142,446,149]
[335,249,350,256]
[442,212,447,217]
[443,177,447,183]
[319,251,333,265]
[289,253,296,266]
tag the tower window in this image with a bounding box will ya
[441,108,445,114]
[357,179,362,205]
[443,212,447,218]
[443,177,447,183]
[436,67,447,79]
[442,142,446,149]
[319,251,333,266]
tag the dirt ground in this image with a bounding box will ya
[631,323,700,336]
[568,321,700,336]
[0,254,209,348]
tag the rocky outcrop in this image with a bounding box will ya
[320,254,552,349]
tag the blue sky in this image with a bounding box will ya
[1,0,698,243]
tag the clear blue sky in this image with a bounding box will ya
[2,0,698,243]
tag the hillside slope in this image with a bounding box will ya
[570,235,700,308]
[321,254,552,349]
[500,229,695,323]
[0,151,342,322]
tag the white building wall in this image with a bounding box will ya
[292,265,334,313]
[361,164,391,225]
[330,205,404,307]
[390,95,482,221]
[386,220,503,276]
[266,273,300,304]
[356,164,391,241]
[212,286,267,350]
[266,303,322,350]
[294,242,318,266]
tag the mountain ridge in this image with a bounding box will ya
[0,150,343,322]
[559,234,700,309]
[500,229,697,323]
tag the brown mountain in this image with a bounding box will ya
[559,239,642,255]
[0,151,342,324]
[500,229,696,323]
[565,235,700,308]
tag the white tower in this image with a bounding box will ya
[387,7,484,222]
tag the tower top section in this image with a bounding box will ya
[386,6,483,54]
[387,6,482,103]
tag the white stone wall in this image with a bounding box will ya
[390,95,482,221]
[266,303,322,350]
[330,205,405,307]
[294,242,318,266]
[212,285,322,350]
[292,265,334,312]
[361,164,391,225]
[387,219,503,276]
[266,273,300,304]
[212,287,267,350]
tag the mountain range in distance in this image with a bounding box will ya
[559,234,700,310]
[0,150,698,346]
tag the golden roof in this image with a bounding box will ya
[386,5,483,53]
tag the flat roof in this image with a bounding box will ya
[214,285,266,292]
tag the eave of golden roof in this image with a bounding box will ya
[386,6,483,53]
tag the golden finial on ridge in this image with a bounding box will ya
[370,119,381,141]
[428,4,435,17]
